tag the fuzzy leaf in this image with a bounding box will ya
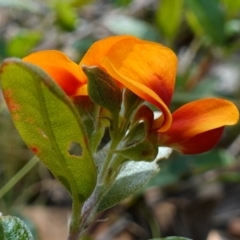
[0,215,33,240]
[96,147,172,213]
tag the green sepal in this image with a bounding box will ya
[82,66,122,116]
[114,112,157,161]
[73,96,99,138]
[114,138,158,161]
[131,104,154,129]
[0,58,97,202]
[123,89,143,119]
[73,96,104,152]
[0,215,33,240]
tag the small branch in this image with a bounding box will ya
[0,156,39,199]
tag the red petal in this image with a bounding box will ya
[172,127,224,154]
[159,98,239,154]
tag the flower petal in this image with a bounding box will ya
[80,35,137,68]
[160,98,239,146]
[81,36,177,131]
[23,50,87,96]
[172,127,224,154]
[101,58,172,131]
[101,37,177,107]
[100,38,177,131]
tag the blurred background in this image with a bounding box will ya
[0,0,240,239]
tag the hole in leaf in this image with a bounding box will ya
[68,142,82,157]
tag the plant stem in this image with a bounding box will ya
[0,156,39,199]
[67,198,83,240]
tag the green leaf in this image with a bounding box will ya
[186,0,225,45]
[0,215,33,240]
[7,31,42,58]
[0,59,97,202]
[155,0,183,40]
[222,0,240,17]
[96,147,172,213]
[149,237,192,240]
[185,10,205,38]
[55,2,77,31]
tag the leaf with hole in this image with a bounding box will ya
[0,59,97,202]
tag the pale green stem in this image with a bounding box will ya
[67,199,82,240]
[99,116,130,185]
[0,156,39,199]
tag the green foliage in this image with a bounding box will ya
[96,159,160,213]
[54,1,78,31]
[0,0,240,239]
[0,59,97,203]
[222,0,240,17]
[155,0,183,42]
[7,31,42,58]
[186,0,225,45]
[0,215,33,240]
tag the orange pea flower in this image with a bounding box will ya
[157,98,239,154]
[23,35,177,132]
[23,35,239,154]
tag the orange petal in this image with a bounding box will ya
[80,35,137,68]
[81,36,177,131]
[172,127,224,154]
[101,37,177,107]
[101,58,172,131]
[159,98,239,153]
[101,38,177,131]
[23,50,87,96]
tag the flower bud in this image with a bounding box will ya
[82,66,122,116]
